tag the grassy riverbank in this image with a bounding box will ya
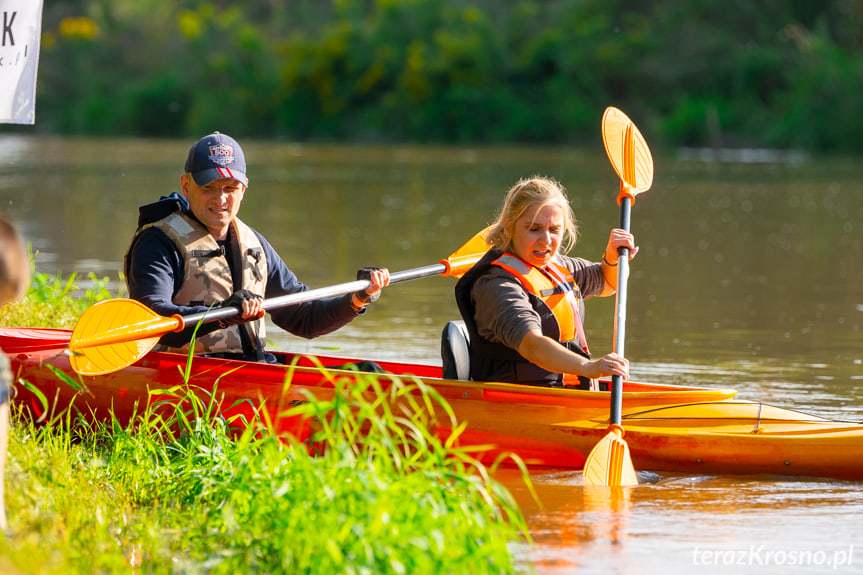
[0,266,532,574]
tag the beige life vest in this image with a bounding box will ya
[143,211,268,355]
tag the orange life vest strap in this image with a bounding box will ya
[492,254,589,354]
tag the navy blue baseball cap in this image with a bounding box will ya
[184,132,248,187]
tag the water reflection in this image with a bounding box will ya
[501,469,863,575]
[498,470,633,573]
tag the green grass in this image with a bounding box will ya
[0,262,534,574]
[1,251,115,329]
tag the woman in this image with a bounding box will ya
[455,176,636,389]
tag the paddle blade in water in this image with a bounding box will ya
[583,424,638,486]
[602,107,654,196]
[69,299,181,376]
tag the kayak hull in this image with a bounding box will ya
[4,327,862,480]
[555,402,863,480]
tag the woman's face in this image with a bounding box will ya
[511,202,564,267]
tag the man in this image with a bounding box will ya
[125,132,390,362]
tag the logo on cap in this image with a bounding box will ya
[208,143,236,167]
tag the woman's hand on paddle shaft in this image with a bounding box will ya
[584,352,629,379]
[599,229,638,294]
[519,330,629,380]
[603,229,638,265]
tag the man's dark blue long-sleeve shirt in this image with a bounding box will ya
[125,193,359,349]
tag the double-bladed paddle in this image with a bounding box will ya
[583,107,654,487]
[68,226,492,376]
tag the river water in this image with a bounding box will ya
[1,135,862,573]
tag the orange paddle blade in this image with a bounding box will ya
[442,225,492,279]
[583,424,638,487]
[602,107,654,199]
[69,299,182,376]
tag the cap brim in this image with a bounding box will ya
[191,168,248,187]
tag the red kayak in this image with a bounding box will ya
[4,327,863,480]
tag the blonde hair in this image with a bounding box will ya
[0,215,30,306]
[486,176,578,254]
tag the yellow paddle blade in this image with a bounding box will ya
[441,225,493,279]
[69,299,182,376]
[583,424,638,486]
[602,107,654,197]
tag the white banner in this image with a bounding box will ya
[0,0,44,124]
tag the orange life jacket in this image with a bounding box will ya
[454,248,593,388]
[491,254,589,354]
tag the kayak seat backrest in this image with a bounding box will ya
[441,320,471,381]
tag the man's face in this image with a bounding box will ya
[181,175,246,240]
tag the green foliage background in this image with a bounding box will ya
[15,0,863,151]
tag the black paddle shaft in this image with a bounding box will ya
[610,195,633,425]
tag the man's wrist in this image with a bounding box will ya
[350,292,368,313]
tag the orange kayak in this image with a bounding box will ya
[4,327,862,480]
